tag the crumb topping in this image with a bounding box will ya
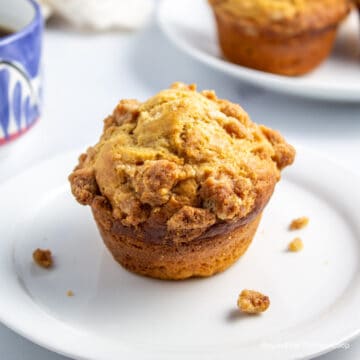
[69,83,295,242]
[33,248,53,269]
[209,0,351,36]
[289,216,309,230]
[237,289,270,314]
[288,237,304,252]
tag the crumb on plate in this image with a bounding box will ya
[288,237,304,252]
[289,216,309,230]
[67,290,74,297]
[237,289,270,314]
[32,248,53,269]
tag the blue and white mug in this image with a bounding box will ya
[0,0,43,145]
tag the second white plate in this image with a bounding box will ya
[158,0,360,102]
[0,149,360,359]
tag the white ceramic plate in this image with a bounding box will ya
[158,0,360,102]
[0,149,360,360]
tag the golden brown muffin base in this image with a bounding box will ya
[214,10,338,76]
[92,197,262,280]
[68,83,295,281]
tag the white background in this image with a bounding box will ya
[0,12,360,360]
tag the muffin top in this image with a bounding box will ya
[69,83,295,243]
[209,0,351,36]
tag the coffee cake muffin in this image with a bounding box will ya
[208,0,351,76]
[69,83,295,280]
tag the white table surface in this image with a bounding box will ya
[0,15,360,360]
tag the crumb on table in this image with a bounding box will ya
[32,248,53,269]
[67,290,74,297]
[289,216,309,230]
[237,289,270,314]
[288,237,304,252]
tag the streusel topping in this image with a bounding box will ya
[69,83,295,240]
[209,0,351,36]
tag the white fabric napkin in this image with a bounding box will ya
[37,0,154,30]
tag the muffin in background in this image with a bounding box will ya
[208,0,351,76]
[69,83,295,280]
